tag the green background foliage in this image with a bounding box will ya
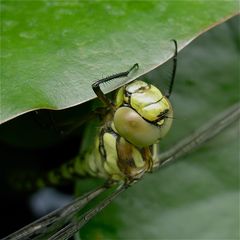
[1,1,238,123]
[0,1,239,239]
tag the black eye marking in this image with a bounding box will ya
[157,109,169,120]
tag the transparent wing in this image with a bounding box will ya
[48,185,126,240]
[3,185,108,240]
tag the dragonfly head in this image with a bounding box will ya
[113,80,173,148]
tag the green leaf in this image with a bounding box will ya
[78,15,240,239]
[1,1,238,123]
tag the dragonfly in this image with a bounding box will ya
[3,39,239,240]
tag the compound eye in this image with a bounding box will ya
[113,107,163,148]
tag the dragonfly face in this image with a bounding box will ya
[114,80,173,148]
[90,80,172,182]
[83,79,174,183]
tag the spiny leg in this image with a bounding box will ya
[165,39,178,98]
[92,63,139,109]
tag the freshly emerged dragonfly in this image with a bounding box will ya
[4,40,178,240]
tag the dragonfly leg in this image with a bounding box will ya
[104,179,119,188]
[165,39,178,98]
[152,143,161,168]
[92,63,139,109]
